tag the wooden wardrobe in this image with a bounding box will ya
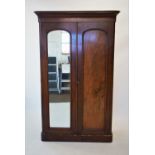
[35,11,119,142]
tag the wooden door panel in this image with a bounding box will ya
[78,22,114,134]
[83,30,107,129]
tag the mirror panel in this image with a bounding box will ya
[48,30,71,128]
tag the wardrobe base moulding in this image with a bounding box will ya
[41,132,112,142]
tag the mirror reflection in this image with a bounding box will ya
[48,30,71,128]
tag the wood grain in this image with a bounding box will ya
[83,30,107,129]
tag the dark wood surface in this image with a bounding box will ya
[35,11,119,142]
[77,22,115,136]
[83,30,107,130]
[35,11,119,18]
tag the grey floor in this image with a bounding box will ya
[49,93,70,102]
[25,100,128,155]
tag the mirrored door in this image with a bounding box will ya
[47,30,71,128]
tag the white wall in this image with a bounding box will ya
[25,0,128,141]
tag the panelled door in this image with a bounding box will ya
[77,21,115,135]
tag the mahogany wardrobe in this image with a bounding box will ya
[35,11,119,142]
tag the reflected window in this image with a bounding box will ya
[61,31,70,54]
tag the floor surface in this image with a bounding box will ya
[49,93,70,102]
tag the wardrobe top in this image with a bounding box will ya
[35,11,120,18]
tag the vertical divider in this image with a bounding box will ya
[70,23,78,133]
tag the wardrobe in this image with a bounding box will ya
[35,11,119,142]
